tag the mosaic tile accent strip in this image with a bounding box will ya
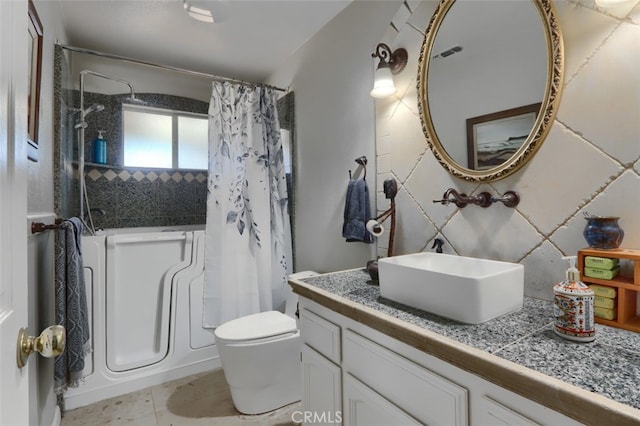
[84,167,207,183]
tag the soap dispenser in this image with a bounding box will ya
[553,256,595,342]
[93,130,107,164]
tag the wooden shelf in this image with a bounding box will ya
[577,248,640,333]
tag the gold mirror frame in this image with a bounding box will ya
[417,0,564,182]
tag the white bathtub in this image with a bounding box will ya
[64,225,220,410]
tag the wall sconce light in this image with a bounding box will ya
[370,43,408,98]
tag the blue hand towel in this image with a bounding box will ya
[342,179,373,243]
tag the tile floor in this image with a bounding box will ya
[60,369,300,426]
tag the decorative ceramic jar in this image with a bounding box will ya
[583,217,624,249]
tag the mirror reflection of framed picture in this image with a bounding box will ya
[466,103,541,171]
[27,0,43,162]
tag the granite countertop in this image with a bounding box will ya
[292,268,640,423]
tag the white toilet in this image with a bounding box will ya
[214,271,318,415]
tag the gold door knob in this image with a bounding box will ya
[17,325,66,368]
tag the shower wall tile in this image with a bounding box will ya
[492,123,623,235]
[391,2,411,32]
[406,0,439,34]
[387,101,428,183]
[632,1,640,23]
[443,207,543,264]
[555,0,619,82]
[393,187,435,254]
[551,171,640,254]
[389,14,424,99]
[53,52,211,229]
[404,151,473,229]
[375,1,640,300]
[399,77,420,117]
[83,167,207,229]
[522,241,565,301]
[558,20,640,164]
[84,177,118,219]
[118,179,161,219]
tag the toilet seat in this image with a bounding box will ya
[214,311,297,343]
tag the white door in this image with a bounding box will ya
[0,0,31,424]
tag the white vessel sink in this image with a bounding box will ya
[378,253,524,324]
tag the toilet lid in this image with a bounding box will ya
[214,311,297,342]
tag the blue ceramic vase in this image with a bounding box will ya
[583,217,624,249]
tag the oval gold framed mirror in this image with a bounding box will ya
[418,0,564,182]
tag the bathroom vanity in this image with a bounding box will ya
[290,269,640,425]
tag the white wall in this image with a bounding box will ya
[374,0,640,301]
[69,54,212,102]
[269,1,403,273]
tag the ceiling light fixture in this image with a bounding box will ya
[183,0,228,23]
[370,43,408,98]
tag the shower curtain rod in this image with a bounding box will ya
[57,43,288,93]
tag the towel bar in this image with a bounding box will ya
[31,218,63,234]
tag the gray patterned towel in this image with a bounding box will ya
[54,217,90,393]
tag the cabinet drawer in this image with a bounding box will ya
[300,308,341,363]
[344,329,468,426]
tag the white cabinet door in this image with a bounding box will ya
[343,329,468,426]
[300,307,341,364]
[301,344,342,426]
[343,374,421,426]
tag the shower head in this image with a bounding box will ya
[122,95,147,106]
[84,104,105,115]
[73,103,105,128]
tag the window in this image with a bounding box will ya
[123,105,208,170]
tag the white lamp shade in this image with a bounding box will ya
[370,67,396,98]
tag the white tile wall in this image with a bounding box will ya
[375,0,640,300]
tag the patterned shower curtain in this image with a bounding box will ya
[203,81,292,328]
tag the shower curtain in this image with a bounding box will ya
[203,81,292,328]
